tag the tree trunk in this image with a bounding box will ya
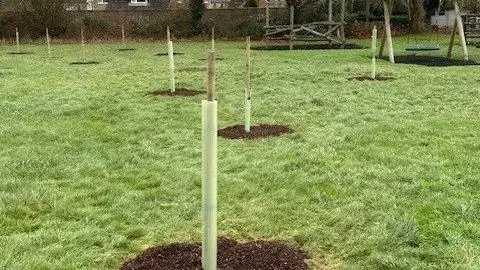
[409,0,426,33]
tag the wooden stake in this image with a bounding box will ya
[168,41,175,93]
[167,26,171,43]
[383,0,394,63]
[202,50,217,270]
[371,26,377,79]
[46,28,51,57]
[206,51,215,101]
[15,27,19,52]
[447,18,458,58]
[454,1,469,60]
[211,27,215,52]
[340,0,346,45]
[245,36,252,133]
[81,28,86,63]
[121,24,126,48]
[289,6,294,50]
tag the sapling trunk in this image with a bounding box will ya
[245,36,252,133]
[202,51,217,270]
[167,27,175,93]
[81,28,86,63]
[15,27,19,52]
[46,28,51,57]
[371,26,377,79]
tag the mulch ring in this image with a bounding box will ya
[218,124,292,139]
[198,57,226,61]
[7,51,33,55]
[117,48,135,51]
[177,67,207,72]
[251,43,363,50]
[156,52,184,56]
[380,55,480,67]
[120,237,310,270]
[149,88,205,97]
[70,61,101,65]
[348,75,395,82]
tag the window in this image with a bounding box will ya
[129,0,149,5]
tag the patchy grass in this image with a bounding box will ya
[1,36,480,269]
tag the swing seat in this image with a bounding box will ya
[405,44,441,51]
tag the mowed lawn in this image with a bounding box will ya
[1,36,480,270]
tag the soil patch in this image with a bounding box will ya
[252,43,363,51]
[348,76,395,81]
[120,237,310,270]
[178,67,207,72]
[150,88,205,97]
[70,61,101,65]
[380,55,480,67]
[156,52,184,56]
[218,124,292,139]
[7,51,33,55]
[117,48,135,51]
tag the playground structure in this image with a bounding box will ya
[264,0,346,49]
[379,0,469,63]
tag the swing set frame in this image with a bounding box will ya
[378,0,469,63]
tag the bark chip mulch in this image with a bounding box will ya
[156,52,184,56]
[7,51,33,55]
[252,43,363,51]
[348,76,395,82]
[380,55,480,67]
[218,124,292,139]
[70,61,100,65]
[198,57,225,61]
[120,237,310,270]
[150,88,205,97]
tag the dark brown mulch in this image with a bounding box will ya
[150,88,205,97]
[178,67,207,72]
[117,48,135,51]
[198,57,225,61]
[120,237,310,270]
[218,124,292,139]
[251,43,363,51]
[70,61,101,65]
[156,52,184,56]
[380,55,480,67]
[7,51,33,55]
[348,76,395,82]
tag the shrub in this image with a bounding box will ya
[189,0,205,35]
[83,16,116,39]
[234,18,265,39]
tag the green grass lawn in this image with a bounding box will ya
[1,35,480,269]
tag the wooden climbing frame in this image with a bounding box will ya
[264,0,346,49]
